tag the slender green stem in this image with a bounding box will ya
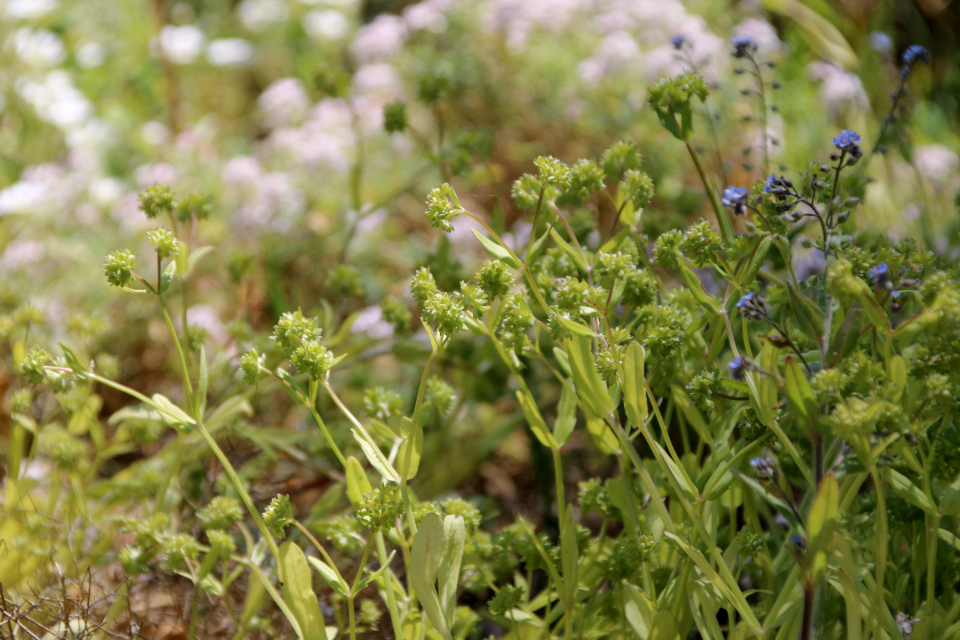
[156,295,195,411]
[306,400,347,469]
[525,186,546,265]
[375,531,404,640]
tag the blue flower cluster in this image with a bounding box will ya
[721,185,748,215]
[832,130,860,151]
[731,36,755,59]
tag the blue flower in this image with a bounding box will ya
[750,456,775,480]
[728,355,752,380]
[869,262,889,280]
[890,290,901,298]
[736,292,755,308]
[672,35,685,50]
[832,130,861,151]
[721,185,748,215]
[763,173,777,193]
[731,36,755,58]
[901,44,931,68]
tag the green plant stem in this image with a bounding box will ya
[306,384,347,468]
[156,292,195,412]
[375,531,405,640]
[526,186,546,265]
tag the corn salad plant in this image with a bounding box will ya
[6,28,960,640]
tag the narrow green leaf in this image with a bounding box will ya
[197,345,208,418]
[559,506,579,608]
[471,229,521,269]
[554,315,596,338]
[859,290,890,334]
[351,430,400,483]
[887,355,907,402]
[159,260,177,294]
[410,513,450,639]
[59,343,87,375]
[184,245,214,279]
[887,469,937,515]
[517,390,559,449]
[677,257,719,315]
[345,456,373,506]
[651,609,680,640]
[548,228,589,273]
[622,342,647,428]
[438,515,465,627]
[827,303,863,366]
[740,235,773,288]
[652,441,697,500]
[308,557,349,597]
[783,357,817,439]
[804,473,839,587]
[397,419,424,480]
[151,393,196,432]
[276,368,309,406]
[279,542,328,640]
[553,384,577,446]
[787,283,824,342]
[528,224,552,263]
[564,334,613,419]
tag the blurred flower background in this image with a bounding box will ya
[0,0,958,635]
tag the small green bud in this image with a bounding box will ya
[622,169,654,208]
[263,494,293,537]
[206,529,236,559]
[161,532,200,569]
[680,219,723,267]
[199,496,244,530]
[381,296,412,333]
[511,174,542,210]
[489,585,525,617]
[147,227,181,259]
[356,484,403,532]
[653,229,683,269]
[239,348,266,386]
[601,141,643,180]
[13,304,43,328]
[326,265,363,298]
[20,346,50,385]
[138,184,176,219]
[476,259,514,299]
[425,377,456,414]
[442,497,482,532]
[271,308,321,352]
[103,249,136,288]
[37,425,86,469]
[533,155,571,189]
[566,158,605,200]
[11,388,32,414]
[118,545,152,575]
[383,101,408,133]
[425,183,463,233]
[421,290,465,337]
[0,315,14,340]
[175,192,212,222]
[363,386,403,421]
[410,267,439,305]
[459,281,488,310]
[292,339,334,380]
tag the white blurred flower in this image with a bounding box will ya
[158,25,205,65]
[141,120,169,146]
[75,42,106,68]
[184,305,228,345]
[303,10,350,41]
[239,0,289,32]
[11,27,66,67]
[4,0,58,20]
[0,239,44,273]
[135,162,177,187]
[351,306,393,340]
[349,14,407,63]
[404,0,452,33]
[914,144,960,188]
[298,0,357,7]
[15,71,92,130]
[266,98,354,172]
[258,78,311,130]
[0,181,44,215]
[732,18,782,57]
[807,62,869,117]
[206,38,255,67]
[578,31,638,84]
[869,31,892,54]
[89,177,125,208]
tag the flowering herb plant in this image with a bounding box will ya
[2,2,959,639]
